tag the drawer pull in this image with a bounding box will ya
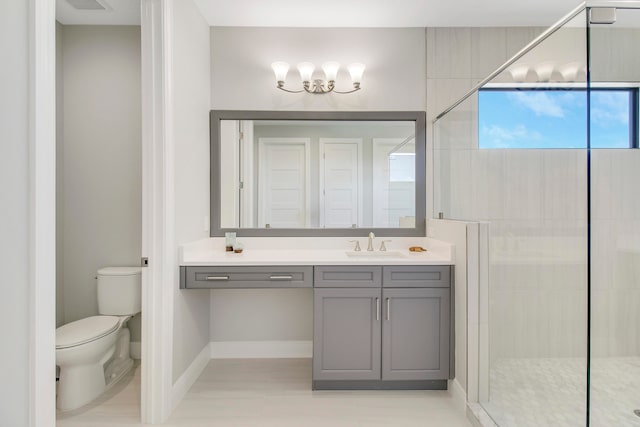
[206,276,229,281]
[386,298,391,321]
[270,275,294,280]
[376,298,380,321]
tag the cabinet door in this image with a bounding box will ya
[382,288,450,381]
[313,288,381,381]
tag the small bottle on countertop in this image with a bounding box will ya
[225,232,236,252]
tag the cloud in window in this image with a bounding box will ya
[507,92,566,118]
[481,124,542,147]
[591,91,629,127]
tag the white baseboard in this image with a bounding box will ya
[210,340,313,359]
[130,341,141,360]
[467,402,498,427]
[171,344,210,411]
[448,378,467,411]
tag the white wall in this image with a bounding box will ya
[171,0,212,382]
[211,27,426,111]
[0,0,31,423]
[209,27,426,349]
[428,219,470,394]
[59,25,142,340]
[591,150,640,357]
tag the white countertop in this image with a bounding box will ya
[180,237,454,266]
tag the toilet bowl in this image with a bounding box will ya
[56,266,141,411]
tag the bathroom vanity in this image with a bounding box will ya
[186,109,454,390]
[179,238,454,390]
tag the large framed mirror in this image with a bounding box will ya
[210,110,426,237]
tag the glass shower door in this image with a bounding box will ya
[588,8,640,426]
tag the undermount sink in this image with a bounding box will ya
[345,250,406,258]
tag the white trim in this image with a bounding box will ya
[318,138,364,228]
[478,222,490,403]
[29,0,56,425]
[130,342,142,360]
[467,402,498,427]
[140,0,174,423]
[210,341,313,359]
[240,120,255,227]
[465,223,480,404]
[170,344,210,411]
[447,378,467,412]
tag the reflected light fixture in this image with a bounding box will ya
[271,61,365,94]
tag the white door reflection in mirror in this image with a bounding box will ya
[372,138,416,228]
[258,138,311,228]
[319,139,363,228]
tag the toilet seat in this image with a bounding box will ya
[56,316,120,349]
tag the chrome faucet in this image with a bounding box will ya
[367,232,375,251]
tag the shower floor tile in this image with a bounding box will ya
[483,357,640,427]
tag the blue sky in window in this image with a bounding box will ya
[479,90,630,149]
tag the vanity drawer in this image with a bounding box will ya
[314,266,382,288]
[383,266,450,288]
[182,266,312,289]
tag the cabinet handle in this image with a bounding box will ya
[386,298,390,321]
[269,275,293,280]
[376,298,380,321]
[206,276,229,281]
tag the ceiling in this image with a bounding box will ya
[57,0,586,27]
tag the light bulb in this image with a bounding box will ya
[347,63,366,86]
[297,62,315,82]
[322,61,340,82]
[271,61,290,83]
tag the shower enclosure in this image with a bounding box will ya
[433,2,640,425]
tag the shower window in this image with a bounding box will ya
[479,88,638,149]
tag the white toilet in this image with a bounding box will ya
[56,266,141,411]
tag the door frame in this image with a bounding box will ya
[140,0,174,422]
[30,0,57,424]
[29,1,170,425]
[257,137,311,228]
[318,138,364,228]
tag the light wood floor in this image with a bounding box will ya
[57,359,472,427]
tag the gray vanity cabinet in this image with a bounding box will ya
[312,288,382,381]
[381,287,450,381]
[312,265,453,390]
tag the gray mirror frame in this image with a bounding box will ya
[210,110,426,237]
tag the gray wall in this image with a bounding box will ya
[209,27,426,346]
[58,25,142,340]
[172,0,212,383]
[0,0,31,423]
[211,27,426,111]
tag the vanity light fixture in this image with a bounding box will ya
[271,61,365,94]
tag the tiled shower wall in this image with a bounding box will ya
[429,26,640,360]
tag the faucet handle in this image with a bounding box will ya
[349,240,361,252]
[380,240,392,251]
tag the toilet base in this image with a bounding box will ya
[57,327,134,412]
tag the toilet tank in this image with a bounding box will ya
[97,267,142,315]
